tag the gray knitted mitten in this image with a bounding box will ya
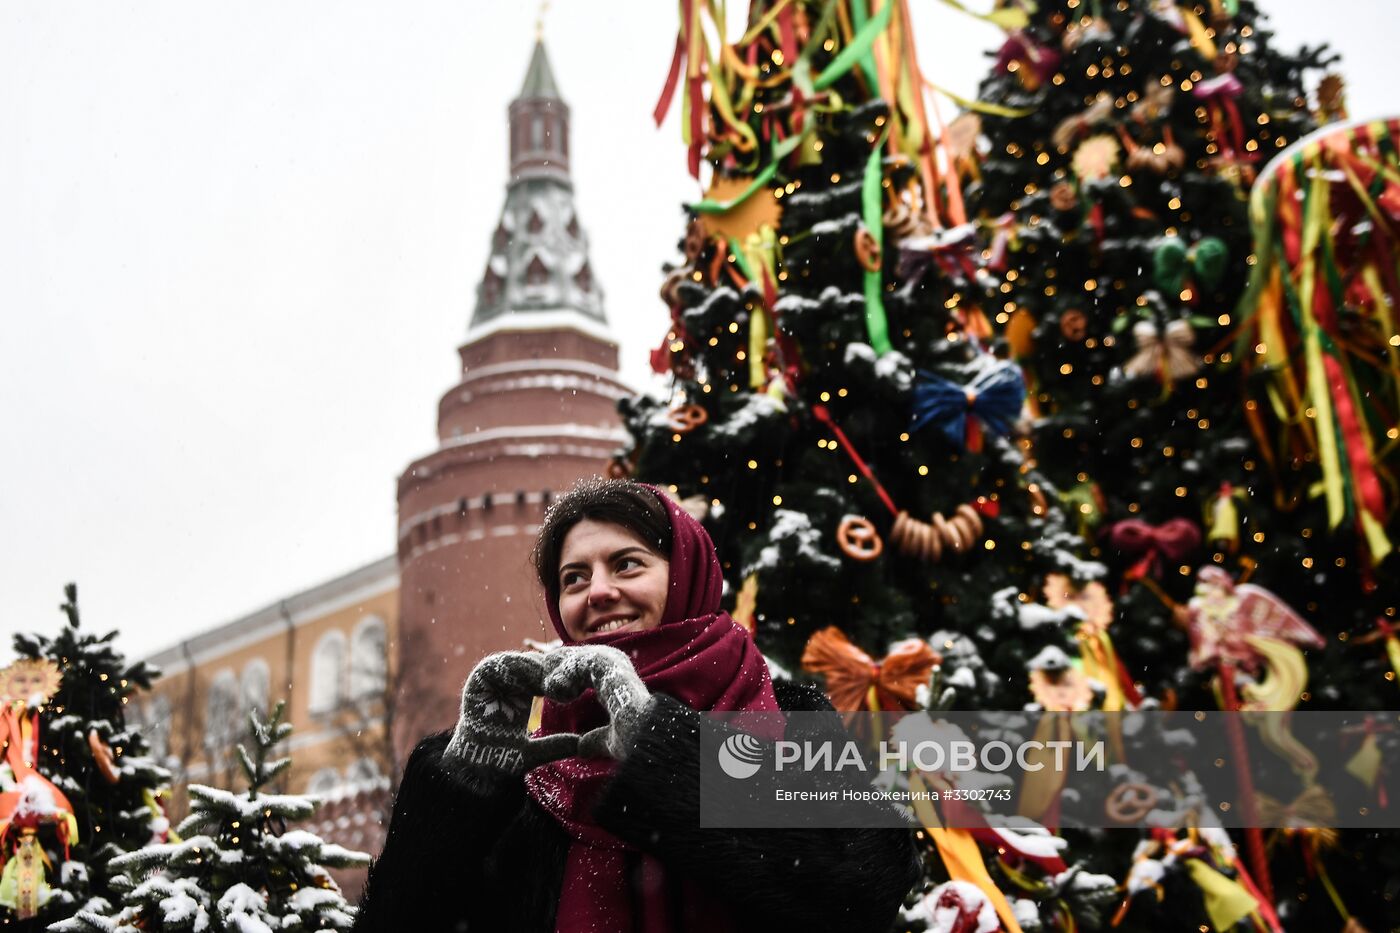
[540,645,651,760]
[443,651,579,777]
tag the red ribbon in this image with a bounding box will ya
[1325,353,1386,522]
[777,4,798,76]
[941,799,1069,874]
[964,388,983,453]
[653,35,686,127]
[811,405,898,516]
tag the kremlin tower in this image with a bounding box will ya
[393,40,629,761]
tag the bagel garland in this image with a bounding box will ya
[890,504,985,563]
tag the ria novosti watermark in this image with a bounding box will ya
[721,732,1107,778]
[701,710,1400,831]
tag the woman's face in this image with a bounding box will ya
[557,519,670,641]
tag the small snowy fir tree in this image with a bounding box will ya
[55,702,369,933]
[3,583,174,928]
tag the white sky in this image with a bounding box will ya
[0,1,1388,663]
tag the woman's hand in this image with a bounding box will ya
[541,645,651,760]
[444,651,579,777]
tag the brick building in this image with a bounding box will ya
[140,38,628,896]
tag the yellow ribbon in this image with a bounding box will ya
[1296,147,1347,527]
[910,772,1024,933]
[1180,7,1218,60]
[741,227,780,388]
[924,77,1035,117]
[935,0,1030,30]
[1017,714,1072,820]
[1184,859,1260,932]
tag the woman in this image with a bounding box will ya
[354,479,919,932]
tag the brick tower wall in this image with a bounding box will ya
[392,325,628,764]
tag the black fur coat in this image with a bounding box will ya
[353,681,921,933]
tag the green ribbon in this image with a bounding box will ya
[862,130,893,355]
[688,131,808,214]
[845,0,881,93]
[814,0,893,92]
[727,236,757,283]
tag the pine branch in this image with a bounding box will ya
[61,581,81,628]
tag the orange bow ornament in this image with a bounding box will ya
[801,626,938,713]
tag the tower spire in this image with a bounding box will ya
[517,39,561,102]
[469,38,605,332]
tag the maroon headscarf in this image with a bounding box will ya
[525,486,779,933]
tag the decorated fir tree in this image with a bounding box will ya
[620,1,1137,928]
[970,0,1400,928]
[0,584,175,928]
[968,0,1336,704]
[56,701,368,932]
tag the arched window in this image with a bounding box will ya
[346,758,381,787]
[204,670,240,752]
[309,632,347,714]
[482,268,503,306]
[350,616,387,700]
[573,263,593,293]
[530,114,544,149]
[525,255,549,286]
[307,768,341,795]
[241,659,270,717]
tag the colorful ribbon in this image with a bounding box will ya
[1236,117,1400,565]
